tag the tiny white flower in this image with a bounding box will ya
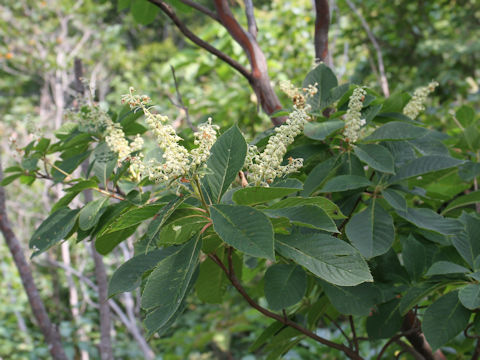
[403,81,439,120]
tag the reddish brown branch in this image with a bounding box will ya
[402,311,447,360]
[213,0,285,125]
[314,0,330,63]
[243,0,257,38]
[349,315,359,354]
[208,251,363,360]
[148,0,250,79]
[0,159,68,360]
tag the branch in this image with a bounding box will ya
[148,0,250,79]
[208,251,363,360]
[345,0,390,97]
[243,0,257,38]
[349,316,359,354]
[178,0,219,21]
[324,314,352,348]
[168,65,196,131]
[314,0,330,64]
[0,157,68,360]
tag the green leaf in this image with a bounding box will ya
[395,207,462,235]
[78,198,109,231]
[423,291,470,350]
[459,284,480,310]
[382,189,407,211]
[145,197,186,248]
[366,299,402,339]
[158,214,207,245]
[203,125,247,204]
[65,179,99,192]
[456,105,475,127]
[346,202,395,259]
[452,213,480,267]
[304,120,344,141]
[321,282,381,316]
[399,282,446,315]
[301,156,341,196]
[364,122,427,142]
[426,261,470,276]
[103,203,165,233]
[131,0,159,25]
[442,190,480,215]
[30,208,80,256]
[263,205,338,233]
[390,156,463,183]
[402,235,427,281]
[321,175,372,192]
[117,0,131,11]
[142,235,201,335]
[276,232,372,286]
[232,187,299,205]
[353,144,394,173]
[302,64,338,111]
[95,226,138,255]
[266,196,345,219]
[92,142,117,186]
[210,204,275,260]
[108,247,178,297]
[0,173,22,186]
[195,250,227,304]
[264,264,307,311]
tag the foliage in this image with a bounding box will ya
[6,61,480,359]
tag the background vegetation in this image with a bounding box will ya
[0,0,479,359]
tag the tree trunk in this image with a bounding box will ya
[0,156,68,360]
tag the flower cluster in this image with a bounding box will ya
[106,88,219,184]
[343,87,367,143]
[245,106,310,186]
[279,80,318,109]
[403,81,439,120]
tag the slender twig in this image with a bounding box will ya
[349,316,359,354]
[207,252,363,360]
[344,0,389,97]
[169,65,196,131]
[148,0,250,79]
[472,338,480,360]
[376,328,419,360]
[178,0,219,21]
[394,340,424,360]
[324,314,352,348]
[243,0,257,38]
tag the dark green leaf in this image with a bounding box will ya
[210,204,275,260]
[346,202,395,259]
[321,282,381,316]
[103,203,165,233]
[276,232,372,286]
[302,64,338,111]
[364,122,427,142]
[108,247,178,297]
[402,235,427,281]
[321,175,372,192]
[264,205,338,233]
[426,261,470,276]
[95,226,138,255]
[30,208,80,256]
[304,120,344,141]
[0,173,22,186]
[203,125,247,204]
[131,0,159,25]
[354,144,394,173]
[92,142,117,186]
[301,156,340,196]
[367,299,402,339]
[264,264,307,311]
[395,207,462,235]
[78,198,109,231]
[142,236,201,335]
[442,190,480,215]
[266,196,345,219]
[158,214,207,245]
[390,156,463,183]
[195,250,227,304]
[459,284,480,310]
[382,189,407,211]
[423,291,470,350]
[232,186,299,205]
[399,282,446,315]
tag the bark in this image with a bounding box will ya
[314,0,330,64]
[402,311,447,360]
[0,156,68,360]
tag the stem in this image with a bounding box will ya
[208,251,363,360]
[349,315,359,354]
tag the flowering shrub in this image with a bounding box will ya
[5,64,480,358]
